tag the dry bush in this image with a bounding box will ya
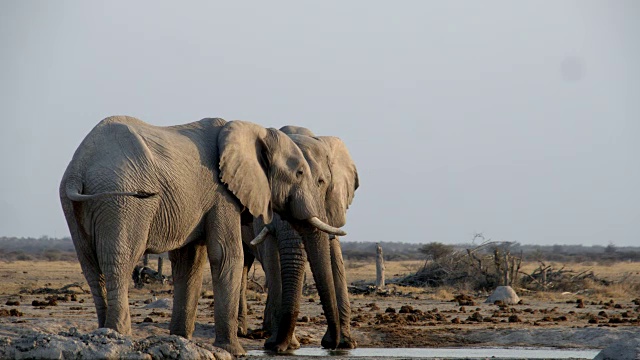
[397,237,521,291]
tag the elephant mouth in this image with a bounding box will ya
[250,217,346,246]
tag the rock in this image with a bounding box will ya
[594,338,640,360]
[0,328,231,360]
[143,298,172,309]
[485,286,520,305]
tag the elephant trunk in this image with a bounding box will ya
[303,230,340,350]
[269,232,306,352]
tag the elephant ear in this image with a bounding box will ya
[279,125,316,137]
[317,136,359,228]
[218,120,273,223]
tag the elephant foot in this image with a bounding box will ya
[102,324,132,336]
[214,340,246,357]
[289,334,300,350]
[264,337,296,353]
[321,332,338,350]
[169,326,193,340]
[337,335,357,349]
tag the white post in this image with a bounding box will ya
[376,243,385,289]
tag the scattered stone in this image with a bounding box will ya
[399,305,414,313]
[385,307,396,313]
[5,300,19,306]
[467,312,483,322]
[0,309,22,317]
[405,314,418,322]
[299,316,310,323]
[454,294,475,306]
[143,317,154,323]
[32,300,56,307]
[244,329,269,340]
[143,298,172,309]
[508,315,522,323]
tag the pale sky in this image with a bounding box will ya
[1,1,638,246]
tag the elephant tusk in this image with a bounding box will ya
[250,227,271,246]
[308,217,347,236]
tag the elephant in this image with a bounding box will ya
[59,116,345,355]
[238,126,359,352]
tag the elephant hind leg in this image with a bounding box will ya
[95,207,151,335]
[169,240,208,339]
[238,242,255,337]
[79,249,108,327]
[62,199,107,327]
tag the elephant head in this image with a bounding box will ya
[252,126,359,352]
[218,121,345,234]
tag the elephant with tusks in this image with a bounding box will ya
[59,116,345,355]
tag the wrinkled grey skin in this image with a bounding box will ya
[59,116,338,356]
[239,126,359,352]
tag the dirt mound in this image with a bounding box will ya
[0,328,231,360]
[485,286,520,305]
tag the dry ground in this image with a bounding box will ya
[0,259,639,354]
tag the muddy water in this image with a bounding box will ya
[248,347,599,359]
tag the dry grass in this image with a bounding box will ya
[2,259,638,302]
[344,260,423,284]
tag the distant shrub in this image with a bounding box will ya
[43,249,61,261]
[419,242,455,261]
[16,253,33,261]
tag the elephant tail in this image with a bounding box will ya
[64,177,157,202]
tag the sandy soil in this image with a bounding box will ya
[0,260,638,358]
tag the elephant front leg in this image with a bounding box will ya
[169,240,208,339]
[205,209,246,356]
[328,236,357,349]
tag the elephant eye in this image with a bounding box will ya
[296,169,304,178]
[318,178,325,185]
